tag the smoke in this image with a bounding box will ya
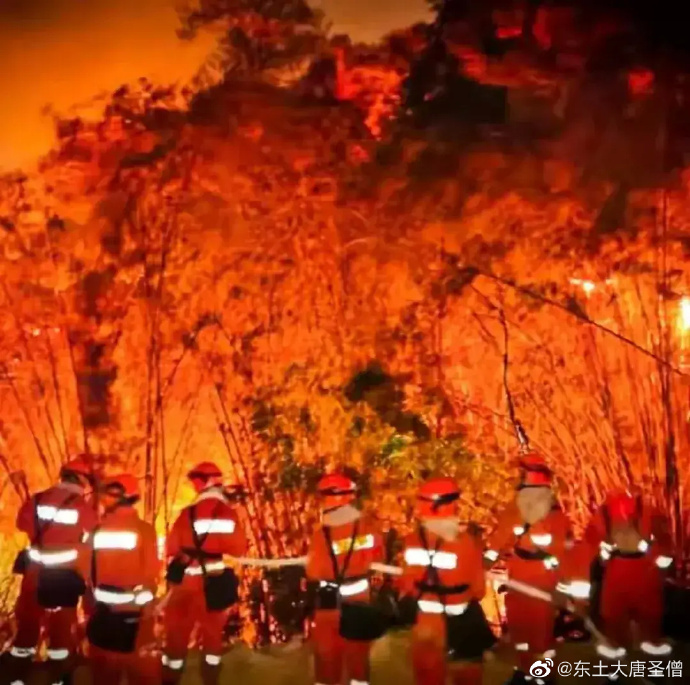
[0,0,431,172]
[312,0,431,43]
[0,0,216,172]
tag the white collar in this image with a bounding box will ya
[195,488,227,504]
[323,504,361,527]
[422,517,460,542]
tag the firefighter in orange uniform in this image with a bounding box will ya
[400,477,495,685]
[483,453,570,685]
[7,457,98,685]
[585,489,673,665]
[162,462,246,685]
[86,474,159,685]
[306,474,385,685]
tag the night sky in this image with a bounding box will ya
[0,0,431,172]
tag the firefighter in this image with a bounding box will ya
[585,489,673,666]
[306,473,385,685]
[483,452,571,685]
[162,462,246,685]
[7,456,98,685]
[86,474,159,685]
[400,477,494,685]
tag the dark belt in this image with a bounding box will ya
[97,583,134,594]
[180,547,223,561]
[415,581,470,596]
[608,549,646,560]
[514,547,550,561]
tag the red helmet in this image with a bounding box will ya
[517,451,552,489]
[416,477,460,518]
[317,474,357,511]
[187,461,223,492]
[102,474,140,503]
[605,490,638,524]
[60,456,93,483]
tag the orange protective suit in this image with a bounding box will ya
[163,486,246,685]
[86,504,160,685]
[585,493,673,661]
[10,481,98,684]
[485,501,571,674]
[306,512,384,685]
[400,523,494,685]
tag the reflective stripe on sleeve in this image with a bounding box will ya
[193,519,236,535]
[36,506,79,525]
[483,549,499,562]
[135,590,154,605]
[656,555,673,569]
[556,580,591,599]
[339,578,369,597]
[543,556,559,570]
[404,548,457,570]
[93,531,138,550]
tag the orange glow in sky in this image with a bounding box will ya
[0,0,431,174]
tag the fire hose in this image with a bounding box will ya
[239,559,628,660]
[153,554,658,683]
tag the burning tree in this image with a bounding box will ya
[2,0,690,644]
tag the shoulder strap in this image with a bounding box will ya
[417,524,444,604]
[340,519,359,582]
[189,499,225,576]
[323,519,360,584]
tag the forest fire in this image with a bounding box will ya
[1,1,690,684]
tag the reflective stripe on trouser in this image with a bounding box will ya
[640,641,672,656]
[600,556,664,649]
[504,590,555,673]
[312,609,371,685]
[161,655,184,671]
[164,585,229,666]
[13,576,77,663]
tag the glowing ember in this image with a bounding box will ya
[569,278,596,294]
[680,297,690,332]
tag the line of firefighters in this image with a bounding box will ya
[1,452,677,685]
